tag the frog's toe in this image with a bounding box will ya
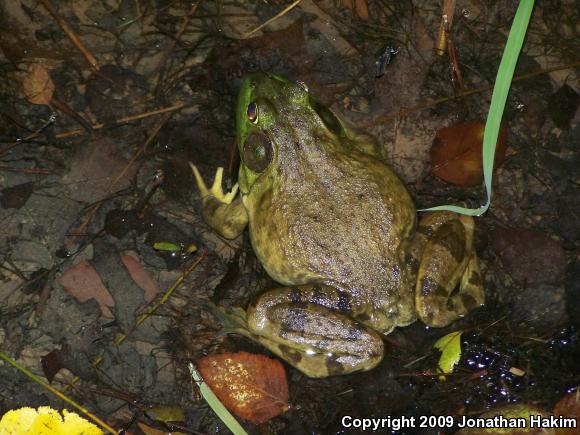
[190,164,238,204]
[190,163,210,197]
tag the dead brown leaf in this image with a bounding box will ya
[430,121,507,186]
[59,260,114,317]
[41,346,70,383]
[198,352,289,424]
[59,255,160,318]
[22,63,55,105]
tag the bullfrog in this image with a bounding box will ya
[191,72,484,378]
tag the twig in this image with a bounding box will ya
[55,102,186,139]
[38,0,100,71]
[0,166,51,175]
[243,0,302,38]
[0,114,56,156]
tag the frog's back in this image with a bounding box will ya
[248,149,417,332]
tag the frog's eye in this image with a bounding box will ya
[296,80,309,92]
[310,97,343,136]
[247,102,259,124]
[242,132,273,173]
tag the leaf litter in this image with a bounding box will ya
[0,0,579,433]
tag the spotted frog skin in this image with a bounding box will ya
[191,73,484,378]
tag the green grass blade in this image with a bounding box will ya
[422,0,535,216]
[188,363,249,435]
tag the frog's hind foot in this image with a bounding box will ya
[413,212,485,328]
[246,285,385,378]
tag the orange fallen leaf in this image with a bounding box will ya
[430,121,507,186]
[59,256,159,318]
[197,352,289,424]
[22,63,55,105]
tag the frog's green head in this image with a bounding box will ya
[236,72,349,193]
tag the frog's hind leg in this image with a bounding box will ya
[412,212,485,328]
[245,284,384,378]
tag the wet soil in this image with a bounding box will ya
[0,1,579,434]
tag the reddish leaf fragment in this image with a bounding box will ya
[197,352,289,424]
[0,182,34,209]
[121,255,160,303]
[490,228,566,286]
[430,122,507,186]
[354,0,369,20]
[59,261,114,317]
[553,389,580,435]
[341,0,369,20]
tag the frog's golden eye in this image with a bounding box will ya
[243,132,272,173]
[247,102,258,123]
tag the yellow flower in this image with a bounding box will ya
[0,406,103,435]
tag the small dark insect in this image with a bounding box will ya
[375,45,399,78]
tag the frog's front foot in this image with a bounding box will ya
[190,164,248,239]
[190,164,238,204]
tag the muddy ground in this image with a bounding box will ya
[0,0,579,434]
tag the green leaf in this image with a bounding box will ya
[420,0,535,216]
[434,331,463,379]
[188,363,248,435]
[153,242,181,252]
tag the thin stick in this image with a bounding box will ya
[38,0,100,71]
[56,102,186,139]
[243,0,302,38]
